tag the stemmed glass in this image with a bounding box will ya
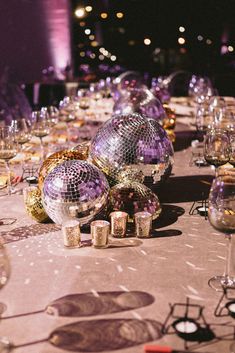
[0,127,18,195]
[195,103,214,139]
[11,118,32,168]
[77,89,90,121]
[59,97,79,146]
[0,239,11,352]
[89,83,102,104]
[0,239,10,313]
[208,169,235,290]
[41,106,59,130]
[31,111,50,161]
[204,128,230,173]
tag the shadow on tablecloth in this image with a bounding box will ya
[152,174,213,204]
[0,223,61,244]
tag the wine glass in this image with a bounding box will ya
[59,96,78,123]
[208,169,235,290]
[0,127,18,195]
[195,103,214,139]
[77,89,90,121]
[0,239,11,352]
[204,128,230,173]
[11,118,32,168]
[208,96,226,118]
[41,106,59,129]
[59,97,79,146]
[31,111,50,161]
[0,239,10,313]
[89,83,102,103]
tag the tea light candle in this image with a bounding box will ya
[174,319,198,334]
[110,211,128,237]
[226,301,235,316]
[25,176,38,185]
[91,220,110,248]
[62,219,81,248]
[196,205,208,216]
[134,211,152,238]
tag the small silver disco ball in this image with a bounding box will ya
[42,160,110,225]
[90,113,174,185]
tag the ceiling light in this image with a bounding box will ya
[85,6,92,12]
[178,37,185,45]
[75,8,85,18]
[101,13,108,19]
[84,28,91,35]
[144,38,151,45]
[116,12,124,19]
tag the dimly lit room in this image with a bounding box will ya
[1,1,235,353]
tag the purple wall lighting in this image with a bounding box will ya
[0,0,72,83]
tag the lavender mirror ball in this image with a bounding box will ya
[90,113,174,185]
[42,160,110,226]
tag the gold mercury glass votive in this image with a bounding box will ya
[91,220,110,248]
[62,219,81,248]
[110,211,128,237]
[134,211,152,238]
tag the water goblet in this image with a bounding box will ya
[0,127,18,195]
[204,128,230,173]
[11,118,32,168]
[59,97,79,146]
[41,106,59,129]
[208,169,235,290]
[31,110,50,161]
[78,97,90,121]
[0,239,10,314]
[195,103,214,139]
[59,97,77,124]
[0,239,11,352]
[208,96,226,118]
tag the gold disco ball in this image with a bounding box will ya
[38,144,89,190]
[23,186,50,223]
[109,181,161,221]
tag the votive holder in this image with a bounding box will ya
[62,219,81,248]
[110,211,128,238]
[91,220,110,248]
[134,211,152,238]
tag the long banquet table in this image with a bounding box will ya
[1,98,235,353]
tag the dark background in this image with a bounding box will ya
[71,0,235,87]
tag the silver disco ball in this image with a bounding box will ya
[42,160,110,225]
[113,88,166,122]
[89,113,174,185]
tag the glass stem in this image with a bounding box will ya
[40,137,44,161]
[224,234,232,285]
[20,144,24,169]
[5,161,12,195]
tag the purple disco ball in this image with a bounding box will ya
[89,113,174,185]
[42,160,110,225]
[116,71,145,90]
[113,88,166,122]
[109,181,161,221]
[111,71,147,102]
